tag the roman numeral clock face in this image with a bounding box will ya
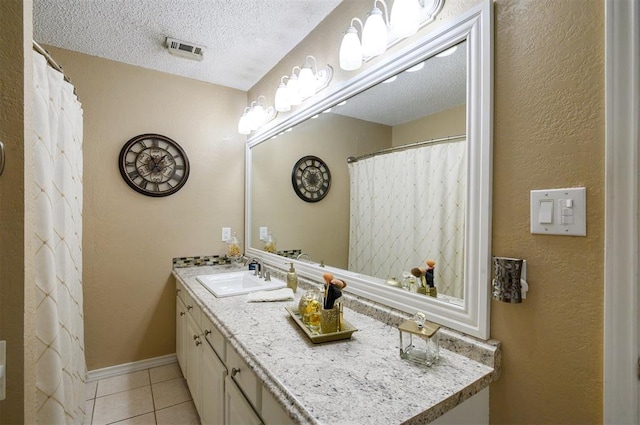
[291,155,331,202]
[118,134,190,197]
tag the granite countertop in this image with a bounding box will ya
[173,264,498,424]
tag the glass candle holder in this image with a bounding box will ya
[398,315,440,367]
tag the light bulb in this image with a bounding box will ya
[274,81,291,112]
[390,0,420,39]
[286,72,302,106]
[406,61,425,73]
[339,26,363,71]
[436,45,458,57]
[298,66,316,99]
[237,110,250,135]
[362,6,389,57]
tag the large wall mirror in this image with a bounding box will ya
[245,1,492,339]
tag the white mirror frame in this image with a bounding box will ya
[245,0,493,339]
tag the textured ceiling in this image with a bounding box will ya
[33,0,343,91]
[331,41,467,126]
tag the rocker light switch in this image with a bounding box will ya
[530,187,587,236]
[538,199,553,224]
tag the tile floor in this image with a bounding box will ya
[85,362,201,425]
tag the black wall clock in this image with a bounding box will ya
[291,155,331,202]
[118,133,190,197]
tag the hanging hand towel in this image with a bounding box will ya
[247,288,295,302]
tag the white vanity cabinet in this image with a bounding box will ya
[177,283,227,425]
[176,283,293,425]
[175,288,187,375]
[225,375,262,425]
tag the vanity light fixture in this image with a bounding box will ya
[436,45,458,57]
[273,57,334,114]
[339,0,444,71]
[390,0,421,39]
[339,18,364,71]
[274,76,291,112]
[237,107,251,135]
[237,96,277,135]
[382,75,398,83]
[362,0,390,58]
[247,101,264,131]
[286,66,303,106]
[405,61,425,72]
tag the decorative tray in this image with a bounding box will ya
[285,306,358,344]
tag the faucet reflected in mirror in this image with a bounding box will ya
[246,0,493,340]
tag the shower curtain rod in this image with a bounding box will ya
[346,134,466,163]
[32,40,73,85]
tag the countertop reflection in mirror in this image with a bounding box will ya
[246,0,493,339]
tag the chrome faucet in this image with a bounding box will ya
[296,252,312,262]
[244,257,264,278]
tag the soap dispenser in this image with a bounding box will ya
[286,262,298,293]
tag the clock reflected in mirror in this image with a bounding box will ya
[291,155,331,202]
[118,133,190,197]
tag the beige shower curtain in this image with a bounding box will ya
[33,51,86,424]
[348,140,466,299]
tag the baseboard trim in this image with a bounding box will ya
[86,354,177,382]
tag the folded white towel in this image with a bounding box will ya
[246,288,294,302]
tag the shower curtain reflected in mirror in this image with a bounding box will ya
[33,51,86,424]
[348,140,466,299]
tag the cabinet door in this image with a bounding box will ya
[224,376,262,425]
[186,312,203,417]
[201,345,227,425]
[176,294,187,377]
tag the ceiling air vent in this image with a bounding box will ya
[165,37,204,61]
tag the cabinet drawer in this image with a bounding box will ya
[261,387,296,425]
[183,290,201,327]
[202,314,225,361]
[226,344,261,412]
[176,281,186,303]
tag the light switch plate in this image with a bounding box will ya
[530,187,586,236]
[221,227,231,242]
[259,227,268,241]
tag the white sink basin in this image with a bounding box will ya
[196,270,286,298]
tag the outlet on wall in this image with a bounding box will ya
[259,226,268,241]
[221,227,231,242]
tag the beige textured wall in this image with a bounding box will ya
[251,114,390,267]
[0,0,37,423]
[490,0,604,423]
[392,105,466,146]
[250,0,605,423]
[46,47,247,370]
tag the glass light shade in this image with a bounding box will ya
[248,104,265,130]
[274,83,291,112]
[298,66,316,99]
[286,75,302,106]
[390,0,420,39]
[436,45,458,57]
[406,61,425,73]
[237,113,250,135]
[362,8,389,57]
[339,27,363,71]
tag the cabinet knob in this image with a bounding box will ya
[176,289,181,294]
[195,340,201,346]
[231,368,240,377]
[187,305,193,311]
[180,311,185,316]
[193,334,199,341]
[205,329,212,336]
